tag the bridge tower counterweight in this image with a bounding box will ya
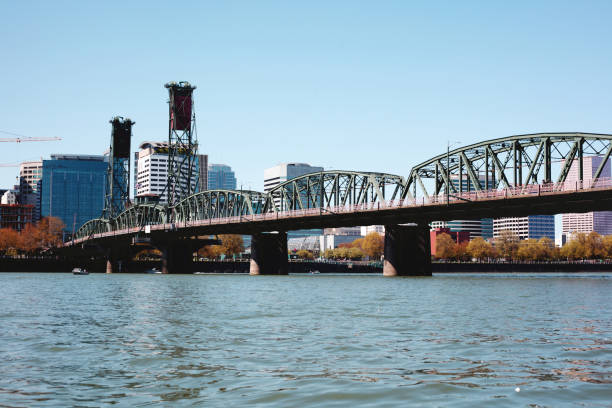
[165,81,198,208]
[104,116,134,218]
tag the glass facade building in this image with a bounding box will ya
[208,164,236,190]
[41,155,107,236]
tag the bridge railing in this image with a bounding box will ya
[69,177,612,243]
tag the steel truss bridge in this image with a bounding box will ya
[73,132,612,244]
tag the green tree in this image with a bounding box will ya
[296,249,314,259]
[347,247,364,260]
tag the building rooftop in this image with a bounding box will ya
[49,154,105,161]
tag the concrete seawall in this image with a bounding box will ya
[2,258,611,273]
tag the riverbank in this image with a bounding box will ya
[2,258,612,273]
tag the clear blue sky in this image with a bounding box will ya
[1,0,611,194]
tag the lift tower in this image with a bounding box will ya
[104,116,134,218]
[164,81,198,207]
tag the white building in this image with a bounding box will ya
[19,160,43,221]
[360,225,385,236]
[134,141,207,203]
[1,190,17,205]
[264,162,324,193]
[561,156,612,236]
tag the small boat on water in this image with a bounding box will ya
[72,268,89,275]
[146,268,162,274]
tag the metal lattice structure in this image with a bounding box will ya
[165,81,198,207]
[74,133,612,241]
[263,171,406,212]
[103,117,134,218]
[403,132,612,199]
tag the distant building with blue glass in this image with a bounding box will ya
[207,164,236,190]
[41,154,107,236]
[493,215,555,241]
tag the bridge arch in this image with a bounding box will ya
[263,170,407,212]
[171,189,268,223]
[403,132,612,199]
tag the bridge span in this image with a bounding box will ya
[66,132,612,276]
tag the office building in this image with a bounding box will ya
[207,164,236,190]
[360,225,385,236]
[40,154,107,236]
[134,141,206,202]
[18,161,43,221]
[493,215,555,240]
[430,219,493,240]
[264,163,324,193]
[0,203,33,231]
[561,156,612,236]
[264,163,324,239]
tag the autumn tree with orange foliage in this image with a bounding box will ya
[435,233,456,259]
[362,232,384,259]
[0,217,65,255]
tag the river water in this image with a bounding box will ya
[0,273,610,407]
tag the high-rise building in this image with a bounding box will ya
[18,161,43,221]
[207,164,236,190]
[493,215,555,240]
[134,141,206,203]
[264,163,324,238]
[430,219,493,240]
[40,154,107,236]
[264,163,324,193]
[561,156,612,236]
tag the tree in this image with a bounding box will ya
[362,232,384,259]
[0,228,21,254]
[603,235,612,259]
[219,234,244,257]
[296,249,314,259]
[37,217,65,247]
[198,245,223,259]
[466,237,493,261]
[435,233,456,259]
[347,247,364,260]
[323,249,336,259]
[494,230,519,260]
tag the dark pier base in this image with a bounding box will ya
[160,243,194,274]
[250,232,288,275]
[383,224,432,276]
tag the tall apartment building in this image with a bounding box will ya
[561,156,612,236]
[493,215,555,240]
[18,161,43,222]
[134,141,207,203]
[40,154,107,236]
[264,163,324,239]
[207,164,236,190]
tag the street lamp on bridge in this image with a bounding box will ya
[447,141,462,206]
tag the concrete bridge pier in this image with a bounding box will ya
[383,225,432,276]
[104,249,123,274]
[250,232,288,275]
[160,243,194,274]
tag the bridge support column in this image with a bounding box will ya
[250,232,288,275]
[383,225,432,277]
[160,243,194,274]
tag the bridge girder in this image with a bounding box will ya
[75,133,612,241]
[404,132,612,199]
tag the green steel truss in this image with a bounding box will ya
[75,133,612,240]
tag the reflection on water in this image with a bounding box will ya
[0,273,611,407]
